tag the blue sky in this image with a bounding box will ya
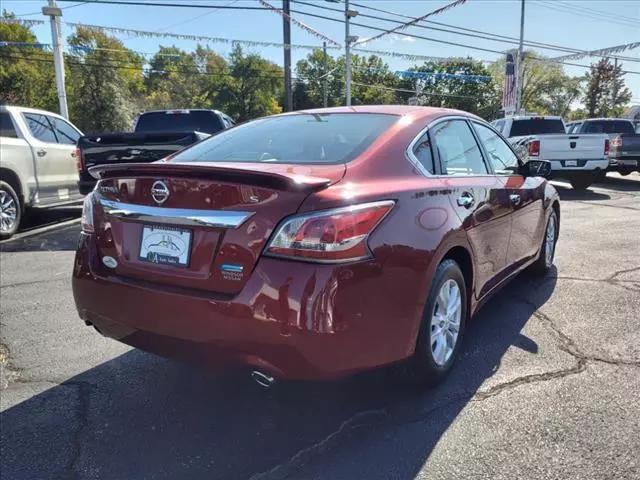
[5,0,640,107]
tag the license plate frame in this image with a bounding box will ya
[565,160,578,167]
[139,225,192,267]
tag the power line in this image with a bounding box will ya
[535,1,640,29]
[287,7,640,74]
[14,1,90,17]
[330,0,639,63]
[56,0,268,10]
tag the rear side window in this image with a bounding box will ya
[23,113,58,143]
[172,113,399,165]
[493,119,505,134]
[410,131,435,174]
[431,120,487,175]
[510,119,565,136]
[0,112,17,138]
[51,117,80,145]
[135,110,225,135]
[583,121,635,134]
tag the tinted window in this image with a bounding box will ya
[51,117,80,145]
[0,112,17,138]
[23,113,57,143]
[473,122,519,175]
[411,131,435,174]
[583,120,635,134]
[173,113,399,164]
[431,120,487,175]
[135,110,224,134]
[509,119,565,136]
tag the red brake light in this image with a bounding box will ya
[604,139,610,156]
[265,201,395,262]
[610,137,622,149]
[528,140,540,157]
[81,192,95,233]
[75,147,84,172]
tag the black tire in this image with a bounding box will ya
[0,180,21,240]
[569,175,595,190]
[619,170,631,177]
[530,209,558,276]
[403,259,468,386]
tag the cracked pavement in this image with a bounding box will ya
[1,173,639,480]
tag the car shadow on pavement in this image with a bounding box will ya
[0,272,557,480]
[553,185,611,201]
[0,224,81,253]
[595,174,640,192]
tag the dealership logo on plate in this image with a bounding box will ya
[151,180,170,205]
[139,226,191,267]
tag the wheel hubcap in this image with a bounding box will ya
[545,214,556,267]
[0,190,18,233]
[430,279,462,366]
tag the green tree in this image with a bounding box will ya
[66,27,142,132]
[218,45,283,121]
[584,58,631,117]
[0,12,58,111]
[407,59,501,119]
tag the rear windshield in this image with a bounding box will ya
[135,111,224,134]
[582,120,635,134]
[171,113,399,164]
[510,119,565,136]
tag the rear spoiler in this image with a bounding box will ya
[88,162,333,192]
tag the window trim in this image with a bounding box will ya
[0,111,19,139]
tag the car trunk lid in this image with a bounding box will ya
[90,162,345,294]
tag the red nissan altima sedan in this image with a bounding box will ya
[72,106,559,386]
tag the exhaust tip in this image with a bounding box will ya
[251,370,275,388]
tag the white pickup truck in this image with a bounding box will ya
[492,115,609,190]
[0,105,84,239]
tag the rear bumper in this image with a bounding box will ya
[548,159,609,172]
[72,234,420,380]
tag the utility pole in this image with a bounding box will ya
[282,0,293,112]
[322,41,328,108]
[43,0,69,119]
[515,0,525,114]
[344,1,358,106]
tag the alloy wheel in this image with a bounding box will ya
[0,189,18,233]
[430,279,462,366]
[545,214,557,267]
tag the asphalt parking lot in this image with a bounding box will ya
[1,173,639,480]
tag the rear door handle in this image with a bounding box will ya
[457,192,475,208]
[37,149,47,157]
[510,194,521,205]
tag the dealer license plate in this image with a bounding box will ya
[139,225,192,267]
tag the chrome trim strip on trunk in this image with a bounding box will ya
[98,198,254,229]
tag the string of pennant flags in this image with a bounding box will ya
[552,41,640,62]
[396,70,492,83]
[353,0,468,46]
[256,0,341,47]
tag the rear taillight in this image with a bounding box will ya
[265,200,395,262]
[610,137,622,149]
[75,147,84,172]
[604,139,610,156]
[81,193,95,233]
[528,140,540,157]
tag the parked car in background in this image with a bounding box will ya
[73,106,559,387]
[76,109,234,194]
[0,105,83,239]
[565,118,640,175]
[493,115,609,190]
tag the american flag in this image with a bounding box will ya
[502,53,517,113]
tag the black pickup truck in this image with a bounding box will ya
[566,118,640,175]
[76,109,235,194]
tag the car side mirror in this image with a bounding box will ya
[522,159,551,178]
